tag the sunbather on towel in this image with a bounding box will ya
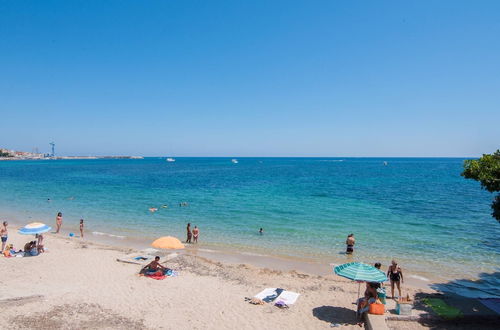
[141,256,166,275]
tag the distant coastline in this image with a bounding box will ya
[0,156,144,161]
[0,147,143,161]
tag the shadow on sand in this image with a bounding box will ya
[312,306,358,325]
[410,272,500,329]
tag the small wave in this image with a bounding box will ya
[197,248,217,253]
[240,251,266,257]
[318,160,344,162]
[409,274,430,282]
[92,231,126,239]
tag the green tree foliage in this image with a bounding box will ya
[462,150,500,222]
[0,150,13,157]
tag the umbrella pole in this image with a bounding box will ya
[357,282,360,299]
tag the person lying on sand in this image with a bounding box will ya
[141,256,166,275]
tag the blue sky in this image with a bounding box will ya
[1,1,499,157]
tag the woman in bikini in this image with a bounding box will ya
[387,260,404,299]
[55,212,63,234]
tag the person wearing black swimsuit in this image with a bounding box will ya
[387,260,403,299]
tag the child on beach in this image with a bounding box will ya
[55,212,63,233]
[80,219,84,238]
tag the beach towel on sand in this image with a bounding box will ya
[143,269,179,280]
[275,290,300,305]
[254,288,300,305]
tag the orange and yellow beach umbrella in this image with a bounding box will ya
[151,236,185,250]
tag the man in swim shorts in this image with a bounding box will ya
[142,256,166,275]
[346,233,355,254]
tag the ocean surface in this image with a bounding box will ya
[0,157,499,297]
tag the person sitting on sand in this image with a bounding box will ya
[192,226,199,243]
[357,282,379,319]
[141,256,166,275]
[23,241,38,257]
[387,260,404,299]
[346,234,355,254]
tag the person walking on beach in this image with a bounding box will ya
[346,233,355,254]
[186,223,192,243]
[192,226,199,243]
[80,219,84,238]
[55,212,63,233]
[1,221,8,252]
[387,260,404,299]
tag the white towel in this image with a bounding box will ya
[275,291,300,305]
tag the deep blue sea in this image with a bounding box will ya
[1,157,499,296]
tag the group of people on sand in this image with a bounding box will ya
[185,223,199,243]
[355,260,404,322]
[54,212,85,238]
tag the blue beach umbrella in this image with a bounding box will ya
[18,222,52,235]
[333,262,387,299]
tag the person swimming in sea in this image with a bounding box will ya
[346,233,355,254]
[259,228,263,235]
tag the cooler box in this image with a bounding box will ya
[396,302,413,315]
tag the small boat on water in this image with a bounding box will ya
[231,159,238,164]
[166,157,176,162]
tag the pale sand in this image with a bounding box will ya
[0,231,431,329]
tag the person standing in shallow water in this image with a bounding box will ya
[55,212,63,234]
[346,233,355,254]
[192,226,199,243]
[186,223,192,243]
[80,219,84,238]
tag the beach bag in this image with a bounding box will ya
[369,300,385,315]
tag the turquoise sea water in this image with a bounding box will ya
[0,158,499,295]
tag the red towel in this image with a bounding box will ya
[146,274,166,280]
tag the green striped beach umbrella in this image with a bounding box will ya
[333,262,387,283]
[333,262,387,299]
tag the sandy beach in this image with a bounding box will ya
[0,229,442,330]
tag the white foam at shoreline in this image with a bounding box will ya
[409,274,430,282]
[92,231,126,239]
